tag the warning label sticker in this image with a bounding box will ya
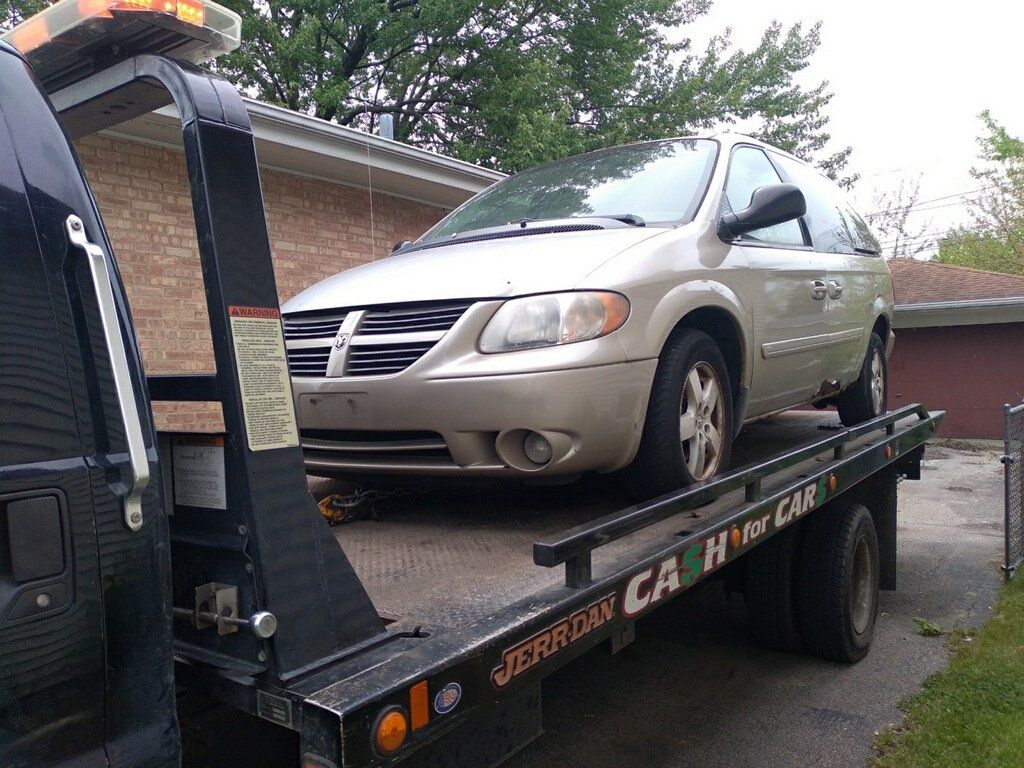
[228,306,300,452]
[172,435,227,510]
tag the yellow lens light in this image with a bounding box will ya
[374,708,408,755]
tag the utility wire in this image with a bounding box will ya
[865,185,997,217]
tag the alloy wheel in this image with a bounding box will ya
[679,361,725,481]
[870,350,885,415]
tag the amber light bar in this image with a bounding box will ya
[2,0,240,64]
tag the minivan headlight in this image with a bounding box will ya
[478,291,630,353]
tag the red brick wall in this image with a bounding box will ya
[888,323,1024,439]
[75,134,446,431]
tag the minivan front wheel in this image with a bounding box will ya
[630,329,733,497]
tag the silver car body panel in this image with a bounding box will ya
[283,133,894,478]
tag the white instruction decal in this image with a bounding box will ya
[228,306,300,452]
[172,435,227,510]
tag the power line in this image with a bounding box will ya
[864,185,997,217]
[877,229,962,249]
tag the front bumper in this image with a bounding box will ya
[292,359,658,478]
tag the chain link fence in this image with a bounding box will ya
[1004,402,1024,581]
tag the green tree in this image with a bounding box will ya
[937,111,1024,275]
[2,0,850,177]
[0,0,45,26]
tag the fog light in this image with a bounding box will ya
[523,432,552,465]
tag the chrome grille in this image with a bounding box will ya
[286,347,332,377]
[359,301,475,335]
[346,341,436,376]
[283,312,347,340]
[283,301,475,379]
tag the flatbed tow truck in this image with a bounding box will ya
[0,3,942,767]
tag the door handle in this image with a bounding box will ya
[810,280,828,300]
[66,215,149,532]
[827,280,843,299]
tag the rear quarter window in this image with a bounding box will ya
[769,153,880,255]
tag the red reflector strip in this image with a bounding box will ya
[409,681,429,731]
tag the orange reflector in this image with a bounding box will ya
[729,527,742,550]
[828,474,837,492]
[374,708,408,755]
[886,445,894,459]
[409,680,430,731]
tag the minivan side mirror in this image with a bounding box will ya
[717,183,806,240]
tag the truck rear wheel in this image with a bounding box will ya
[743,523,804,653]
[629,329,733,497]
[797,501,879,662]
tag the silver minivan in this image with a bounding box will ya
[282,134,893,493]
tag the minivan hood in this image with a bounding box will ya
[282,227,670,312]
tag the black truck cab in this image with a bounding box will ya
[0,37,178,766]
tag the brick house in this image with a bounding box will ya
[889,258,1024,438]
[79,99,502,430]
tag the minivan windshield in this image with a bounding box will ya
[420,138,718,243]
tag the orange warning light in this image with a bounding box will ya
[729,527,742,550]
[10,18,50,53]
[374,708,408,754]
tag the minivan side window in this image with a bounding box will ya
[769,153,881,255]
[723,146,805,247]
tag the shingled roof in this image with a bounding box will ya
[888,257,1024,305]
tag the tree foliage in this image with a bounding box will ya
[2,0,850,176]
[866,176,934,259]
[937,111,1024,275]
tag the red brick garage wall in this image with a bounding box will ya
[889,323,1024,438]
[75,134,447,431]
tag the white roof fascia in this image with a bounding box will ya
[99,98,505,209]
[894,297,1024,329]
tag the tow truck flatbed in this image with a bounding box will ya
[324,411,885,630]
[182,405,939,768]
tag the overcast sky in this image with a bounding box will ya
[681,0,1024,253]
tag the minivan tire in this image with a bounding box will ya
[629,329,733,497]
[836,332,887,426]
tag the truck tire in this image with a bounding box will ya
[743,523,804,653]
[796,501,879,662]
[629,329,733,497]
[836,333,887,426]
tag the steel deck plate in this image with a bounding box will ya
[311,411,848,628]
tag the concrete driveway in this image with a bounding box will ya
[181,439,1005,768]
[502,440,1005,768]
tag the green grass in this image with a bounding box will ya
[873,576,1024,768]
